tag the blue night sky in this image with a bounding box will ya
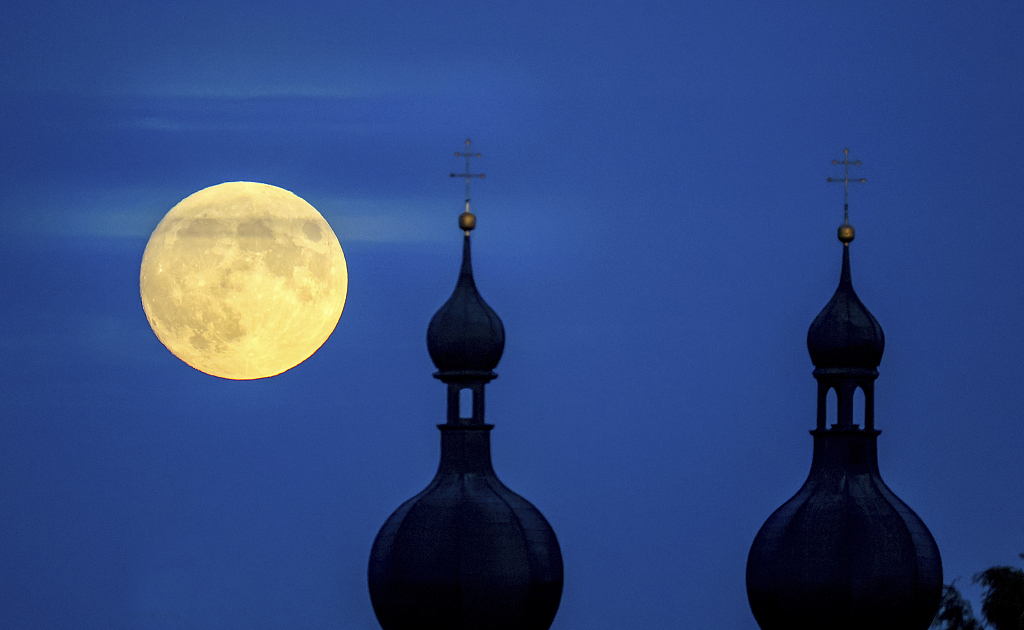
[2,1,1023,628]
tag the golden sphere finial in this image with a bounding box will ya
[459,211,476,232]
[838,223,855,243]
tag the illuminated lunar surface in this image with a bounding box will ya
[140,182,348,379]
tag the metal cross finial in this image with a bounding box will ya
[450,139,485,215]
[827,148,866,225]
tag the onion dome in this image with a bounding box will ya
[368,147,563,630]
[426,233,505,374]
[746,217,942,630]
[746,430,943,630]
[367,426,564,630]
[806,226,884,369]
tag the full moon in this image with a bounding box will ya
[140,182,348,380]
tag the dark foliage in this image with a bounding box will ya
[932,584,986,630]
[974,559,1024,630]
[939,552,1024,630]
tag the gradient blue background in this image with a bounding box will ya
[2,1,1022,628]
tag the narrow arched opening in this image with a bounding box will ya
[826,387,838,428]
[459,387,473,420]
[853,386,866,430]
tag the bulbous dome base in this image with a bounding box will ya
[368,427,562,630]
[746,429,942,630]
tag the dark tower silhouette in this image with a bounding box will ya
[367,141,563,630]
[746,152,942,630]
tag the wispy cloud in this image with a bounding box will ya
[0,186,453,244]
[296,195,451,243]
[108,93,419,135]
[1,187,178,239]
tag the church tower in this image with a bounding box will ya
[367,141,563,630]
[745,151,942,630]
